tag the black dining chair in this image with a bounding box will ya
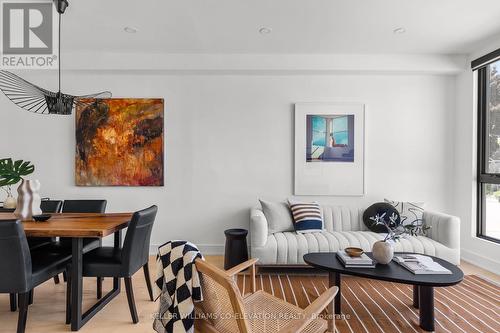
[48,200,107,293]
[62,200,107,215]
[30,200,65,284]
[0,220,71,333]
[26,200,63,251]
[41,200,63,214]
[60,200,107,251]
[81,205,157,323]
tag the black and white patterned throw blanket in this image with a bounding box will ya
[153,241,204,333]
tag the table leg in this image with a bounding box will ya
[71,238,83,331]
[69,231,124,330]
[114,230,122,249]
[413,285,419,308]
[113,230,122,293]
[327,272,340,333]
[419,286,434,332]
[333,272,341,314]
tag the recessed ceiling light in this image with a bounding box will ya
[393,27,406,34]
[124,26,138,34]
[259,27,272,35]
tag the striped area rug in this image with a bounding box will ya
[235,274,500,333]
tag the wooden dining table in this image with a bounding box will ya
[0,212,134,331]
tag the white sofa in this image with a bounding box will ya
[250,205,460,265]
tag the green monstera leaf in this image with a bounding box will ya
[0,158,35,187]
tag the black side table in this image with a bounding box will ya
[224,228,249,270]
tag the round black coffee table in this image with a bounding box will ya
[304,252,463,332]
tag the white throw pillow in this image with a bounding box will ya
[384,199,425,226]
[259,200,295,234]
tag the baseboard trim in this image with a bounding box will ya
[149,243,224,256]
[461,248,500,276]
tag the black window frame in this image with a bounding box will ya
[474,48,500,244]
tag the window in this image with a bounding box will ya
[332,116,349,145]
[475,49,500,243]
[312,115,327,147]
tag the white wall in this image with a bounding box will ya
[453,40,500,275]
[0,70,456,254]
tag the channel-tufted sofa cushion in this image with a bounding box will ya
[250,205,460,265]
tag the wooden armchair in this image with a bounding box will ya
[194,258,338,333]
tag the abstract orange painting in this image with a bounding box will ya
[75,98,164,186]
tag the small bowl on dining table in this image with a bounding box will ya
[33,214,52,222]
[345,247,364,257]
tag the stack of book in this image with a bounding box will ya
[394,254,452,274]
[336,250,376,268]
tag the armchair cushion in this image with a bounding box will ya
[243,291,327,333]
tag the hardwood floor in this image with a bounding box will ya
[459,260,500,283]
[0,256,496,333]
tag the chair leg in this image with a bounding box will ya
[53,275,60,284]
[17,292,30,333]
[66,268,71,325]
[62,271,67,282]
[97,277,102,299]
[28,290,33,305]
[143,264,154,301]
[124,277,139,324]
[10,293,17,312]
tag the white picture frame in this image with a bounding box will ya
[294,102,365,196]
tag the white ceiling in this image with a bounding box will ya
[62,0,500,54]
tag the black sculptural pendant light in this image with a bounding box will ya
[0,0,111,115]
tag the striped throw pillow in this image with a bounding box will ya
[288,200,323,233]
